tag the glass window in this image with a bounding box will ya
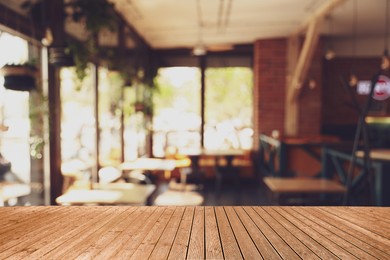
[205,67,253,150]
[152,66,253,157]
[98,68,123,166]
[153,67,201,157]
[0,32,31,185]
[60,65,96,178]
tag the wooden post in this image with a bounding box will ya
[200,56,206,148]
[290,20,321,101]
[47,61,62,205]
[284,0,347,136]
[118,21,125,162]
[285,35,300,136]
[46,0,65,205]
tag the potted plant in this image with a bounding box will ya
[0,62,38,91]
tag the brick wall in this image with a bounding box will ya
[253,38,287,147]
[253,38,323,148]
[298,40,323,136]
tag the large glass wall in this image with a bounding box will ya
[153,67,201,157]
[60,65,96,184]
[205,67,253,150]
[152,66,253,157]
[0,32,34,205]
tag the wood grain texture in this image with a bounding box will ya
[0,206,388,259]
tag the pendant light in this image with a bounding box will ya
[325,15,336,60]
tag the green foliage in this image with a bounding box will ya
[67,39,90,83]
[205,68,253,124]
[65,0,118,83]
[66,0,117,35]
[154,67,253,127]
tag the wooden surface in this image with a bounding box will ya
[0,182,30,201]
[356,149,390,161]
[119,158,177,171]
[263,177,346,194]
[55,183,156,205]
[0,206,388,259]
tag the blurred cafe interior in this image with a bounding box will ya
[0,0,389,207]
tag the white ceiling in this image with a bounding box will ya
[109,0,390,50]
[0,0,388,50]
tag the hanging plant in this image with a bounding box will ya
[64,0,118,82]
[0,62,38,92]
[66,0,117,35]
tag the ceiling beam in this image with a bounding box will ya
[290,19,321,101]
[292,0,348,36]
[288,0,348,101]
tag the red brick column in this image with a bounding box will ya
[253,37,323,147]
[253,38,287,148]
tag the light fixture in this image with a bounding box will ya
[192,44,207,56]
[325,15,336,60]
[192,0,207,56]
[349,74,358,87]
[41,27,53,46]
[309,79,316,89]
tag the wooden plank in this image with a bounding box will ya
[254,207,320,259]
[93,206,154,258]
[246,207,299,259]
[0,206,388,259]
[22,208,134,259]
[279,207,366,259]
[302,208,390,259]
[187,207,205,259]
[28,207,128,259]
[148,207,186,260]
[130,207,176,259]
[264,207,338,259]
[214,207,243,259]
[0,206,63,235]
[320,207,390,239]
[0,205,41,226]
[71,207,139,259]
[77,207,142,259]
[347,207,390,225]
[204,207,223,259]
[273,207,357,259]
[236,207,281,259]
[290,207,378,259]
[1,207,113,259]
[224,207,263,259]
[314,208,390,255]
[168,207,195,259]
[0,206,83,256]
[320,207,389,246]
[113,207,166,259]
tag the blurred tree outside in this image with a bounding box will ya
[153,67,253,155]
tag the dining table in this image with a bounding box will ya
[0,206,388,259]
